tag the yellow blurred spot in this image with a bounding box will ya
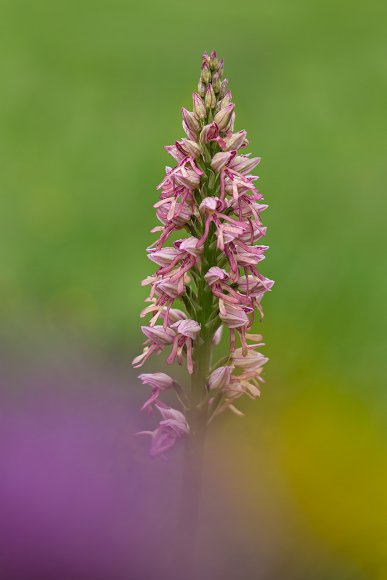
[273,384,387,577]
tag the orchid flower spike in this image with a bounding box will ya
[133,51,274,456]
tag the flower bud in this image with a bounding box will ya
[211,151,235,172]
[224,111,235,133]
[178,138,202,159]
[182,123,197,141]
[198,80,206,97]
[212,71,221,94]
[230,154,261,174]
[208,365,233,390]
[164,144,186,162]
[214,103,235,131]
[217,58,224,76]
[201,62,211,84]
[209,50,218,70]
[220,90,233,109]
[221,130,248,151]
[219,78,228,98]
[202,51,210,65]
[181,107,200,133]
[192,92,206,120]
[205,84,216,109]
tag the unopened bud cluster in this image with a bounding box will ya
[133,51,274,457]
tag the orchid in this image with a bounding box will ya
[133,50,274,457]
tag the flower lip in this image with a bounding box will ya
[211,150,236,173]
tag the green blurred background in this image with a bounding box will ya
[1,0,386,577]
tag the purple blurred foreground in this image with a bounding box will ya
[0,378,186,580]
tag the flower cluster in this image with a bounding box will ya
[133,51,274,456]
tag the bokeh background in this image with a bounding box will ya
[1,0,386,578]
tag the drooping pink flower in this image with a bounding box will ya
[132,325,176,369]
[238,273,274,304]
[167,319,201,374]
[197,196,247,250]
[147,246,181,267]
[138,372,176,411]
[205,266,252,308]
[138,404,189,457]
[218,299,250,329]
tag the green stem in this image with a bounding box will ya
[178,83,223,574]
[178,234,217,574]
[178,293,213,567]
